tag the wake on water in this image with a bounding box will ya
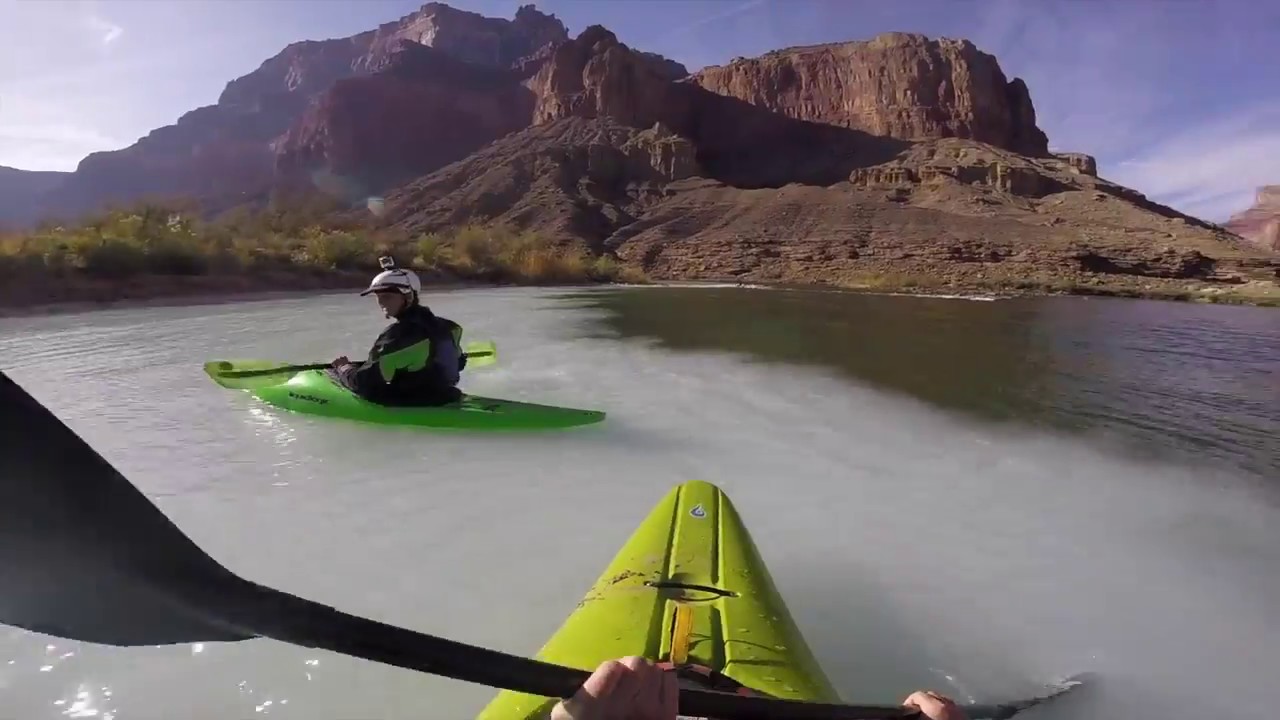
[0,287,1275,719]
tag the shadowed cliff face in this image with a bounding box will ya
[272,42,541,198]
[1225,186,1280,252]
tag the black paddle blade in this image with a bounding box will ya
[965,673,1089,719]
[0,370,254,645]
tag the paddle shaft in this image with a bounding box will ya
[233,579,920,720]
[221,350,495,379]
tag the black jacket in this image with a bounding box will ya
[339,304,465,405]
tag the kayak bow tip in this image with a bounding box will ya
[202,359,243,377]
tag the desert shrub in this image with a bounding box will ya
[70,236,147,278]
[4,201,628,287]
[415,233,445,270]
[296,228,372,271]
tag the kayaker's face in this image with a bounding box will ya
[375,291,405,319]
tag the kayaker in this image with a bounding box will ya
[331,257,466,406]
[551,657,969,720]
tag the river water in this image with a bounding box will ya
[0,286,1277,720]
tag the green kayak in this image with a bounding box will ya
[246,370,605,431]
[477,480,839,719]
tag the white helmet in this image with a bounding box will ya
[360,256,421,298]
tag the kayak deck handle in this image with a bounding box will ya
[646,580,739,598]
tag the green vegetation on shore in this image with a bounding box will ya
[0,202,644,289]
[1,201,1273,309]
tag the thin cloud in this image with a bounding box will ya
[1107,102,1280,222]
[677,0,766,36]
[964,2,1275,223]
[969,1,1171,159]
[645,0,767,46]
[84,12,124,47]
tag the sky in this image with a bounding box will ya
[0,0,1275,221]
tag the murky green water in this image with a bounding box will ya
[564,286,1280,481]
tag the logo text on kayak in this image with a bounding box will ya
[287,392,329,405]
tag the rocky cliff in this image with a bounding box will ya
[524,26,905,190]
[530,25,689,128]
[272,41,540,197]
[22,3,568,223]
[5,8,1057,226]
[691,33,1049,156]
[375,23,1277,299]
[1225,186,1280,251]
[6,2,1276,302]
[272,22,699,202]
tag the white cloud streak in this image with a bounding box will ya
[86,13,124,47]
[969,1,1172,159]
[1106,102,1280,222]
[642,0,767,49]
[963,1,1276,223]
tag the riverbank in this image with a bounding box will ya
[0,209,645,316]
[0,270,360,318]
[4,266,1278,318]
[6,203,1277,314]
[0,270,606,318]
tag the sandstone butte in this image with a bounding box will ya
[1225,186,1280,253]
[4,2,1278,305]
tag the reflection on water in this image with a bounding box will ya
[564,287,1280,480]
[56,683,114,719]
[247,404,299,450]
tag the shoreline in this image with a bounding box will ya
[1,270,1276,319]
[0,287,352,319]
[0,271,510,319]
[841,279,1280,307]
[628,275,1280,307]
[0,270,648,319]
